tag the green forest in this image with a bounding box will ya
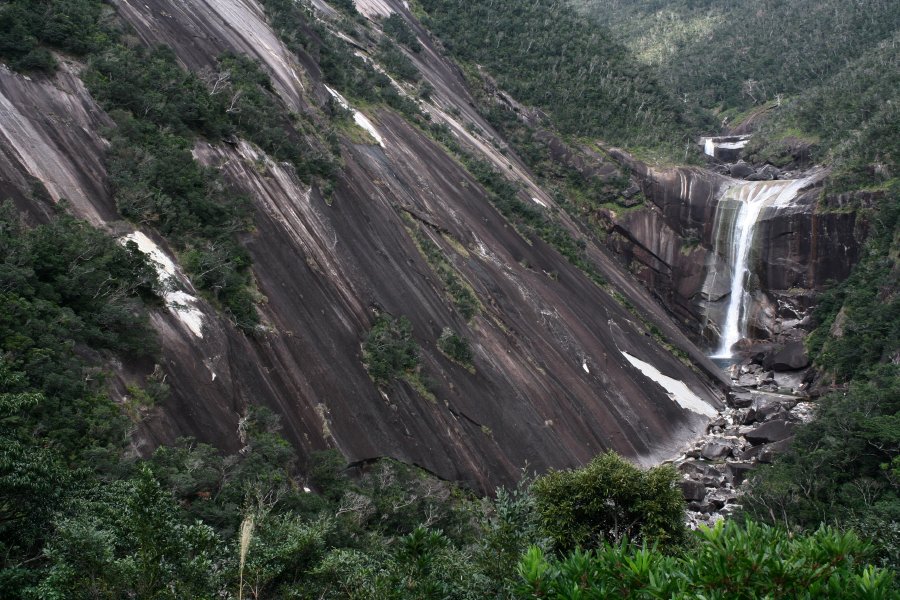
[0,0,898,597]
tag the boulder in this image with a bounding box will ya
[701,440,733,460]
[729,161,754,179]
[745,420,795,445]
[737,373,758,387]
[752,395,796,422]
[679,461,718,478]
[760,165,781,179]
[758,438,794,463]
[707,491,737,509]
[681,479,707,502]
[706,416,727,433]
[726,462,755,486]
[746,171,772,181]
[765,341,810,371]
[688,500,715,514]
[702,471,726,487]
[741,445,763,461]
[741,408,759,425]
[729,392,754,408]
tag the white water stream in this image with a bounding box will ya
[711,176,818,358]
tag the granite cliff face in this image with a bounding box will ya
[0,0,739,491]
[603,152,864,352]
[0,0,867,493]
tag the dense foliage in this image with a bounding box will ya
[518,521,895,599]
[576,0,900,116]
[2,0,897,597]
[0,214,890,595]
[419,0,695,149]
[362,314,431,399]
[437,328,473,369]
[532,453,686,553]
[0,205,159,594]
[743,189,900,569]
[0,0,107,72]
[746,36,899,191]
[403,214,480,321]
[259,0,423,123]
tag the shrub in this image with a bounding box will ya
[437,328,473,367]
[363,314,420,385]
[532,452,686,552]
[382,14,422,52]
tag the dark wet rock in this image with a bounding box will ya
[707,491,737,509]
[679,461,720,479]
[681,479,708,501]
[727,462,755,486]
[688,500,716,514]
[740,445,764,461]
[0,3,738,493]
[765,341,810,371]
[600,152,862,346]
[706,416,727,432]
[702,471,726,487]
[745,420,795,445]
[622,184,641,199]
[751,394,797,422]
[745,165,781,181]
[729,161,754,179]
[729,391,754,408]
[742,408,760,425]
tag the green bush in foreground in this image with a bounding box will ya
[532,452,687,553]
[518,520,896,599]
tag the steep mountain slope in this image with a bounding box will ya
[0,0,728,491]
[574,0,899,118]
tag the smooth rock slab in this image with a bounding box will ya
[745,420,795,445]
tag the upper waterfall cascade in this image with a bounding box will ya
[711,175,819,358]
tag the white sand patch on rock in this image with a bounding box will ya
[621,351,716,417]
[121,232,205,338]
[325,85,385,147]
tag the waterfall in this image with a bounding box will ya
[710,176,818,358]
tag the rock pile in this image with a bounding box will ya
[670,352,817,529]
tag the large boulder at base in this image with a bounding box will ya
[764,341,810,371]
[745,420,796,445]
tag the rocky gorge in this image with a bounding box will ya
[0,0,871,496]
